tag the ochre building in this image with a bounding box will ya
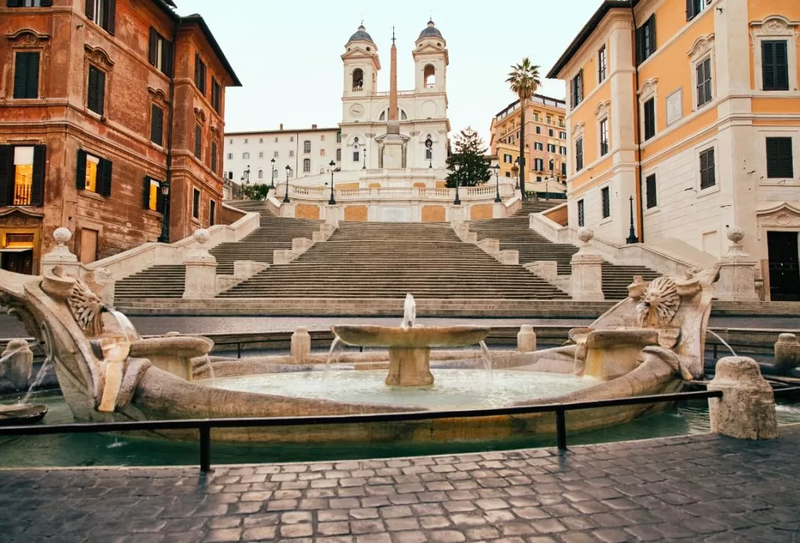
[0,0,240,274]
[549,0,800,301]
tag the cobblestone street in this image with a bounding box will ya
[1,427,799,542]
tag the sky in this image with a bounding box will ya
[177,0,604,145]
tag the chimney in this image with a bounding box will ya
[312,124,318,129]
[279,123,284,130]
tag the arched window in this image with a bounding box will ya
[303,140,311,153]
[287,168,294,178]
[424,64,436,88]
[272,169,278,179]
[303,159,311,172]
[320,167,325,174]
[336,131,342,143]
[352,68,364,89]
[401,110,408,120]
[258,169,263,179]
[379,109,408,121]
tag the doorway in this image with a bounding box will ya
[0,250,33,275]
[80,228,98,264]
[767,231,800,301]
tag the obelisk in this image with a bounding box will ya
[381,26,405,169]
[389,27,398,122]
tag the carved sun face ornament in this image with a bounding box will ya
[68,278,105,337]
[635,277,680,328]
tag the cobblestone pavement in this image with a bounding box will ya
[1,427,799,542]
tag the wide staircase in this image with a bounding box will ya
[469,200,660,300]
[220,222,570,299]
[114,206,321,300]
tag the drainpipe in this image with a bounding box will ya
[630,3,644,243]
[161,17,179,243]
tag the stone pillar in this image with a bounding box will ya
[774,333,800,375]
[41,228,81,277]
[715,227,760,301]
[570,228,604,301]
[182,229,217,299]
[291,327,311,364]
[0,339,33,390]
[708,356,778,440]
[517,325,537,353]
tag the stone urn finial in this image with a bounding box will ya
[53,227,72,246]
[727,226,744,244]
[194,228,210,245]
[43,227,78,264]
[577,227,594,248]
[185,228,215,264]
[721,225,752,261]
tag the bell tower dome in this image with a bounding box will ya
[413,20,448,94]
[342,24,381,98]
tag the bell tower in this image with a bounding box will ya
[342,24,381,99]
[413,20,448,94]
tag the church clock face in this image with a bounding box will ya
[350,104,364,118]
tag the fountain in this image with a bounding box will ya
[0,228,722,444]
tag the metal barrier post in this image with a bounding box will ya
[713,343,718,360]
[200,425,212,473]
[237,343,241,359]
[556,408,567,451]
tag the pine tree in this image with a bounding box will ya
[445,127,491,188]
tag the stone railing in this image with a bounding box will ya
[276,183,516,203]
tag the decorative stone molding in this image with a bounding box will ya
[571,121,585,140]
[687,33,715,60]
[209,125,221,138]
[147,87,170,107]
[750,16,799,92]
[757,203,800,229]
[6,28,50,47]
[193,107,207,125]
[749,15,799,42]
[83,45,114,70]
[593,100,611,118]
[638,78,658,100]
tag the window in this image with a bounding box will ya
[242,152,250,160]
[561,163,567,177]
[599,118,609,156]
[577,199,585,227]
[8,0,53,6]
[86,0,115,34]
[636,15,656,65]
[700,148,716,189]
[535,126,541,135]
[258,152,264,159]
[320,149,326,157]
[601,187,610,219]
[303,159,311,173]
[560,146,567,155]
[570,70,583,108]
[336,149,341,161]
[643,98,656,141]
[645,174,657,208]
[353,151,360,162]
[352,68,364,89]
[766,137,794,179]
[274,137,278,143]
[546,144,556,153]
[257,169,263,180]
[503,154,512,163]
[76,150,112,197]
[0,145,46,206]
[211,78,222,113]
[686,0,707,21]
[560,131,567,140]
[598,46,607,82]
[227,153,232,159]
[273,169,279,179]
[87,65,106,116]
[13,52,39,99]
[290,137,294,142]
[211,141,218,174]
[762,41,789,91]
[425,148,432,160]
[575,139,584,171]
[273,151,279,158]
[696,57,713,108]
[303,140,311,153]
[424,64,436,87]
[336,132,342,143]
[548,129,554,137]
[244,138,248,144]
[289,150,294,158]
[150,104,164,146]
[209,200,216,226]
[227,171,232,180]
[534,158,544,171]
[148,28,173,76]
[194,54,207,95]
[192,188,200,219]
[321,135,325,141]
[194,125,202,160]
[549,160,554,172]
[143,177,164,212]
[534,142,543,151]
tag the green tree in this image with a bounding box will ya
[241,183,269,201]
[445,127,491,188]
[506,58,541,200]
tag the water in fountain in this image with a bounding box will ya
[401,293,416,329]
[109,309,140,341]
[19,359,52,405]
[201,354,216,387]
[478,341,494,384]
[324,337,343,378]
[707,330,738,357]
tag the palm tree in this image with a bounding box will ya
[506,58,541,201]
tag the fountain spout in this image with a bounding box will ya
[401,293,416,329]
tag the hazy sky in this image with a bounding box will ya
[178,0,602,144]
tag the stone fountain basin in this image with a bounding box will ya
[331,325,490,348]
[0,403,48,425]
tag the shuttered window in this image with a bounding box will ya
[762,41,789,91]
[577,199,585,227]
[696,57,712,108]
[209,200,216,226]
[194,55,207,95]
[570,70,583,108]
[645,174,657,209]
[643,98,656,141]
[766,137,794,179]
[76,150,112,197]
[150,105,164,146]
[194,125,202,160]
[192,188,200,219]
[700,148,715,189]
[211,78,221,113]
[143,177,163,212]
[599,118,609,156]
[148,27,173,77]
[211,141,218,174]
[85,0,115,34]
[635,15,657,65]
[598,46,607,83]
[601,187,610,219]
[0,145,46,207]
[686,0,705,21]
[575,138,584,171]
[13,52,39,99]
[87,66,106,116]
[7,1,54,7]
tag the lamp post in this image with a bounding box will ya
[492,164,502,203]
[240,165,251,185]
[269,158,275,189]
[362,145,367,169]
[157,181,170,243]
[328,160,337,205]
[626,195,638,244]
[511,164,519,191]
[283,165,291,203]
[453,162,461,206]
[425,135,433,169]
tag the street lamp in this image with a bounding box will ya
[269,158,275,189]
[328,160,336,205]
[283,165,291,203]
[240,165,251,185]
[453,162,461,206]
[492,164,502,203]
[425,135,433,169]
[511,164,519,190]
[157,181,170,243]
[626,195,638,244]
[362,145,367,169]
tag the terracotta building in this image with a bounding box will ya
[0,0,240,275]
[489,94,568,195]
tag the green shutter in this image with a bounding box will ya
[99,158,112,197]
[0,146,12,206]
[31,145,46,206]
[148,28,157,66]
[76,150,87,189]
[105,0,116,34]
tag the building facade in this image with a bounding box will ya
[489,95,569,193]
[0,0,239,274]
[549,0,800,301]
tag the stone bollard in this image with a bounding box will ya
[291,327,311,364]
[41,227,81,277]
[183,229,217,299]
[707,356,778,440]
[517,325,537,353]
[774,333,800,375]
[0,339,33,390]
[714,227,760,301]
[570,228,604,301]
